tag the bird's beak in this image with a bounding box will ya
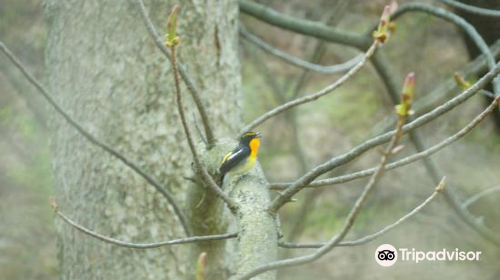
[255,132,261,138]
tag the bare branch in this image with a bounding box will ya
[0,41,193,237]
[238,95,411,279]
[437,0,500,17]
[239,0,370,50]
[167,19,239,213]
[240,25,362,74]
[289,1,347,100]
[369,37,500,247]
[371,51,402,104]
[279,179,445,249]
[462,185,500,209]
[241,39,287,104]
[240,0,500,97]
[390,2,500,95]
[270,96,500,190]
[240,40,379,133]
[266,63,500,212]
[135,0,216,148]
[367,3,500,246]
[51,200,236,249]
[371,39,500,138]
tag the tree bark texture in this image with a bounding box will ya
[44,0,241,279]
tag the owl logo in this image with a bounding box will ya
[378,250,395,261]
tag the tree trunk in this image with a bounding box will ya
[44,0,241,279]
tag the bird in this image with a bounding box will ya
[218,132,261,186]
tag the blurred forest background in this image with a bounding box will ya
[1,0,499,279]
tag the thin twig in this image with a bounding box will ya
[279,180,445,249]
[368,33,500,246]
[270,97,500,190]
[267,62,500,212]
[290,0,353,100]
[370,39,500,139]
[437,0,500,17]
[368,3,500,245]
[462,185,500,209]
[240,40,379,133]
[237,100,411,280]
[51,201,236,249]
[242,40,287,105]
[390,2,500,95]
[286,1,352,242]
[240,25,362,74]
[167,23,239,213]
[135,0,216,148]
[0,41,193,237]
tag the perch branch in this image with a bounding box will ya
[279,180,445,248]
[51,200,236,249]
[0,41,192,237]
[135,0,216,148]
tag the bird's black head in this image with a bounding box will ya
[239,131,261,146]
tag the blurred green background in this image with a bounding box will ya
[1,0,499,279]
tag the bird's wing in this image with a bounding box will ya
[218,146,250,175]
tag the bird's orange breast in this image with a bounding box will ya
[249,138,260,158]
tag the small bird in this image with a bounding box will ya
[218,132,261,186]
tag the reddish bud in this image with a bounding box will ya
[395,72,416,116]
[373,5,393,43]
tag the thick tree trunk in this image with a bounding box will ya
[44,0,241,279]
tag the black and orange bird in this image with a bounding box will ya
[218,132,261,186]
